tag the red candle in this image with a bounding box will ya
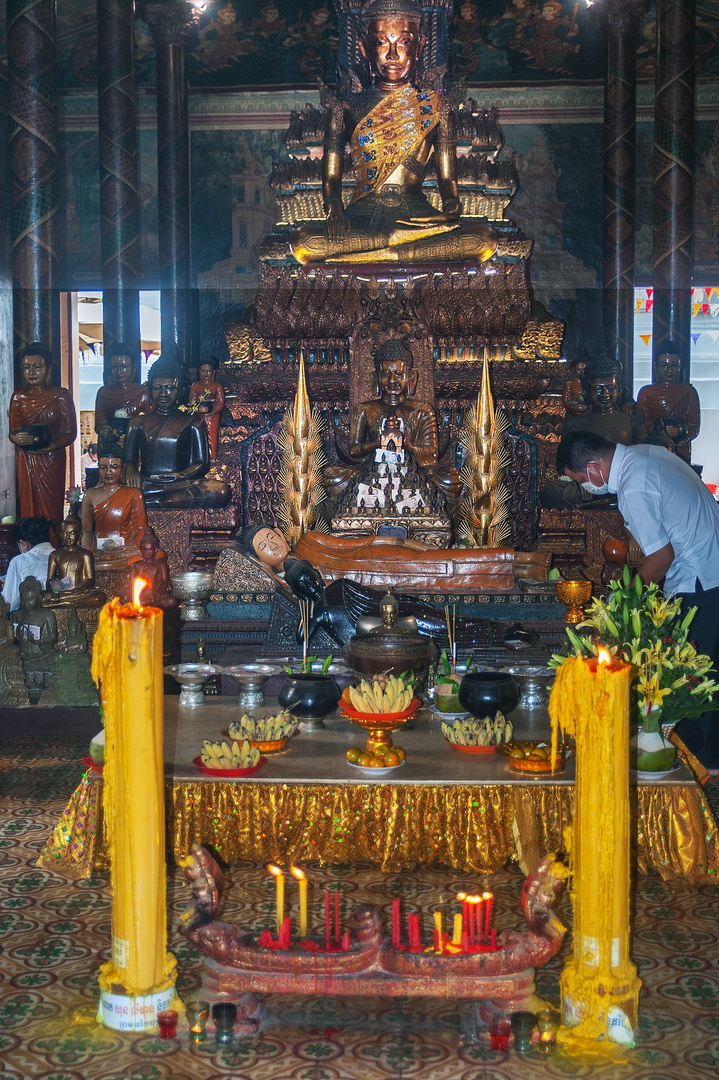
[461,930,469,953]
[324,890,330,951]
[467,899,475,946]
[279,916,291,949]
[407,913,420,951]
[433,926,440,951]
[483,892,493,942]
[334,891,340,945]
[341,931,350,952]
[476,898,484,944]
[491,928,496,948]
[391,898,400,947]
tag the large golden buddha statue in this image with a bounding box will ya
[291,0,497,266]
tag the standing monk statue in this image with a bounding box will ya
[189,358,225,461]
[291,0,498,265]
[8,344,77,539]
[81,444,148,566]
[94,344,150,448]
[636,343,700,463]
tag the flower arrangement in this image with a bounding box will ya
[550,566,716,732]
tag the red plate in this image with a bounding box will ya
[445,741,496,754]
[82,755,103,773]
[340,697,422,723]
[193,755,266,778]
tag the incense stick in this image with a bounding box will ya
[299,599,310,665]
[452,603,457,669]
[444,604,455,671]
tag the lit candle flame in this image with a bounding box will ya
[267,864,283,877]
[290,866,305,881]
[465,894,482,903]
[133,577,148,608]
[482,891,493,902]
[456,891,467,901]
[598,648,611,665]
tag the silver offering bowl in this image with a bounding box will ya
[223,663,282,709]
[164,664,219,707]
[170,571,214,621]
[501,665,555,710]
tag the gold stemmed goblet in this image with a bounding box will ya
[555,579,592,624]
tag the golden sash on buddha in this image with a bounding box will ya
[350,85,442,201]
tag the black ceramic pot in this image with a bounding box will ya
[278,673,341,730]
[458,672,520,718]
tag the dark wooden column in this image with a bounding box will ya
[98,0,141,377]
[653,0,695,378]
[590,0,649,397]
[145,0,197,367]
[8,0,59,365]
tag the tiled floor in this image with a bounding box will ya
[1,736,718,1080]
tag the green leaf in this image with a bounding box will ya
[321,654,333,674]
[623,564,631,588]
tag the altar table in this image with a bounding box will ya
[39,698,718,884]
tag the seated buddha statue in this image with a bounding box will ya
[14,576,58,691]
[129,528,179,610]
[81,444,148,568]
[94,344,150,448]
[562,356,645,447]
[636,343,700,462]
[43,516,106,608]
[124,356,231,510]
[330,338,460,505]
[291,0,497,267]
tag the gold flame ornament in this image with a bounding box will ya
[277,352,329,546]
[456,356,511,547]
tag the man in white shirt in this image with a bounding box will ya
[557,431,719,772]
[1,517,55,613]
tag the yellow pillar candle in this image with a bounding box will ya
[452,913,463,945]
[268,865,285,936]
[433,910,442,952]
[291,866,308,937]
[92,595,176,1027]
[550,652,641,1048]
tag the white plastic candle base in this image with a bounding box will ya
[98,987,177,1031]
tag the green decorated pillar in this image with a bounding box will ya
[589,0,649,397]
[653,0,695,375]
[98,0,141,378]
[8,0,59,365]
[144,0,199,367]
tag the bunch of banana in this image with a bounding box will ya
[228,710,297,742]
[200,738,261,770]
[347,675,414,715]
[441,712,514,747]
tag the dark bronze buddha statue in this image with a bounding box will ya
[124,356,231,510]
[636,343,700,462]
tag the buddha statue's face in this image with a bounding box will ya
[656,352,681,384]
[361,18,424,88]
[110,354,134,385]
[589,374,619,413]
[252,527,290,570]
[377,357,412,405]
[61,521,81,549]
[21,354,50,388]
[98,456,124,486]
[288,562,325,604]
[140,537,157,561]
[20,583,41,611]
[199,363,216,384]
[151,376,179,413]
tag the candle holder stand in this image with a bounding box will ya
[179,846,566,1030]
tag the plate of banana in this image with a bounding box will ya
[223,709,298,752]
[194,738,266,777]
[340,676,420,720]
[441,713,514,754]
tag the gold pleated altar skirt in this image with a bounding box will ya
[39,771,718,885]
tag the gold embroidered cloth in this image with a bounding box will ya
[350,85,441,201]
[39,771,718,884]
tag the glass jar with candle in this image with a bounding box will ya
[186,997,209,1042]
[536,1008,560,1052]
[156,1009,178,1039]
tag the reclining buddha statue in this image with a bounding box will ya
[291,0,497,266]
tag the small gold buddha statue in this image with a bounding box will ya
[291,0,497,266]
[44,517,106,608]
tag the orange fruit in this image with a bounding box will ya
[394,747,406,761]
[356,753,372,767]
[373,743,391,757]
[346,747,361,764]
[383,750,400,767]
[368,756,385,767]
[340,687,352,705]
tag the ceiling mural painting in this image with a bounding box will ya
[2,1,718,90]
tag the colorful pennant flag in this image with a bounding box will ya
[691,333,701,345]
[639,334,652,347]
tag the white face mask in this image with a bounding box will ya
[581,462,609,495]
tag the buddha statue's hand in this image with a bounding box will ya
[11,432,38,447]
[398,196,461,227]
[326,198,350,242]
